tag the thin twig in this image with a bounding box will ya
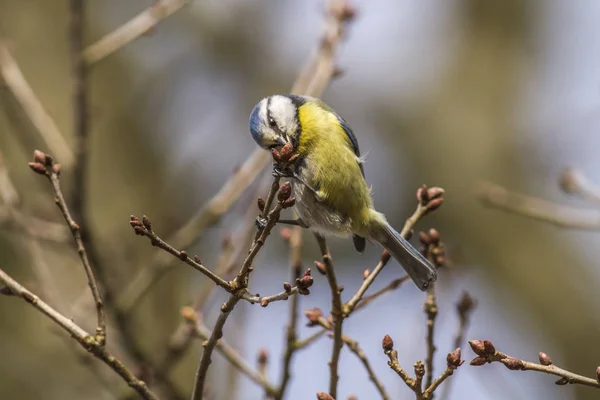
[316,234,343,399]
[440,292,476,400]
[153,183,264,381]
[182,307,278,397]
[0,268,158,400]
[276,226,303,400]
[468,340,600,389]
[190,294,241,400]
[423,285,438,390]
[0,43,73,166]
[191,188,286,400]
[295,329,328,350]
[352,276,410,313]
[117,150,273,312]
[477,181,600,229]
[131,217,232,292]
[342,335,390,400]
[83,0,190,65]
[559,168,600,207]
[384,348,417,391]
[30,154,107,344]
[345,202,429,315]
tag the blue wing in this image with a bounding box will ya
[337,115,365,177]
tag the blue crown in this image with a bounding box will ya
[248,102,262,145]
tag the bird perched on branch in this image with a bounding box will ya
[248,94,437,291]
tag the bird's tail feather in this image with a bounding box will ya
[371,221,437,291]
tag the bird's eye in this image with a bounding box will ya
[268,117,277,128]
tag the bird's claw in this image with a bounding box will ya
[255,216,268,230]
[272,166,292,178]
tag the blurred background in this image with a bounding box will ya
[1,0,600,399]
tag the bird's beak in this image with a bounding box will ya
[276,136,287,146]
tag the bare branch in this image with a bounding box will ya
[276,226,304,400]
[345,185,444,315]
[0,43,73,166]
[440,292,476,400]
[0,268,158,400]
[191,181,289,399]
[182,307,279,397]
[559,168,600,206]
[316,234,344,399]
[477,181,600,229]
[83,0,190,65]
[342,335,390,400]
[468,340,600,389]
[29,151,106,344]
[423,285,438,389]
[130,215,233,292]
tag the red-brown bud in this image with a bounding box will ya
[33,150,47,165]
[279,142,294,160]
[362,269,370,280]
[258,348,268,366]
[501,357,524,371]
[314,261,327,275]
[538,352,552,366]
[425,198,444,213]
[316,392,334,400]
[194,255,201,264]
[428,228,440,244]
[142,215,152,231]
[418,231,430,245]
[457,291,476,316]
[416,184,429,204]
[468,340,486,357]
[447,348,463,368]
[382,334,394,352]
[596,366,600,384]
[280,228,292,241]
[257,197,266,212]
[555,377,569,385]
[52,163,61,175]
[180,306,198,323]
[282,197,296,208]
[133,226,145,236]
[179,251,188,261]
[283,282,292,293]
[271,148,281,163]
[559,168,581,194]
[469,357,487,366]
[278,182,292,202]
[427,187,445,200]
[304,308,323,326]
[483,340,496,355]
[28,162,46,175]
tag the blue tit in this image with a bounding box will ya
[248,94,437,291]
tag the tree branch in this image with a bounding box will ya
[0,43,73,166]
[468,340,600,389]
[315,234,344,399]
[181,307,279,397]
[0,268,158,400]
[29,151,106,344]
[344,185,444,315]
[477,181,600,229]
[342,335,390,400]
[83,0,190,65]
